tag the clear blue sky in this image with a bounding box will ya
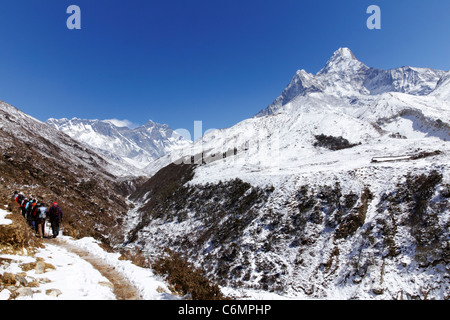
[0,0,449,133]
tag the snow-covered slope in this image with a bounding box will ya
[160,47,449,181]
[46,118,191,171]
[126,48,450,299]
[431,71,450,102]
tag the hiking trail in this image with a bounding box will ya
[45,238,142,300]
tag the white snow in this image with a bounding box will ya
[31,242,117,300]
[0,213,177,300]
[61,237,177,300]
[0,230,290,300]
[0,208,12,226]
[46,118,192,173]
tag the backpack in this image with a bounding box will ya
[50,205,62,219]
[17,194,25,204]
[38,207,47,219]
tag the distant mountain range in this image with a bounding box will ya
[46,118,191,171]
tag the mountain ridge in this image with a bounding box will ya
[46,117,191,172]
[257,48,447,117]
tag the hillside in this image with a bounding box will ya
[123,48,450,299]
[0,100,135,245]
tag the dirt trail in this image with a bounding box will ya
[45,239,142,300]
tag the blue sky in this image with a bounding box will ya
[0,0,449,134]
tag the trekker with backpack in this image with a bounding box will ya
[30,200,40,235]
[36,203,47,239]
[25,199,34,228]
[20,198,29,218]
[48,202,63,238]
[14,192,25,214]
[16,192,25,204]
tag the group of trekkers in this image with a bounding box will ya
[12,191,63,239]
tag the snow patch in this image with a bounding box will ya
[0,208,12,226]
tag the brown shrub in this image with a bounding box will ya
[152,249,228,300]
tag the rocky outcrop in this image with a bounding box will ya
[0,209,42,255]
[126,165,449,299]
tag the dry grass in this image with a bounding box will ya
[152,249,228,300]
[0,206,43,255]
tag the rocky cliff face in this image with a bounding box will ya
[125,163,449,299]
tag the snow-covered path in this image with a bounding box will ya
[52,239,142,300]
[1,239,116,300]
[0,207,178,300]
[0,235,179,300]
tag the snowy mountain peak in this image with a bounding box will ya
[328,47,358,63]
[257,47,446,117]
[318,47,366,75]
[142,119,168,131]
[143,119,155,127]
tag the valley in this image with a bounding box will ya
[1,47,449,300]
